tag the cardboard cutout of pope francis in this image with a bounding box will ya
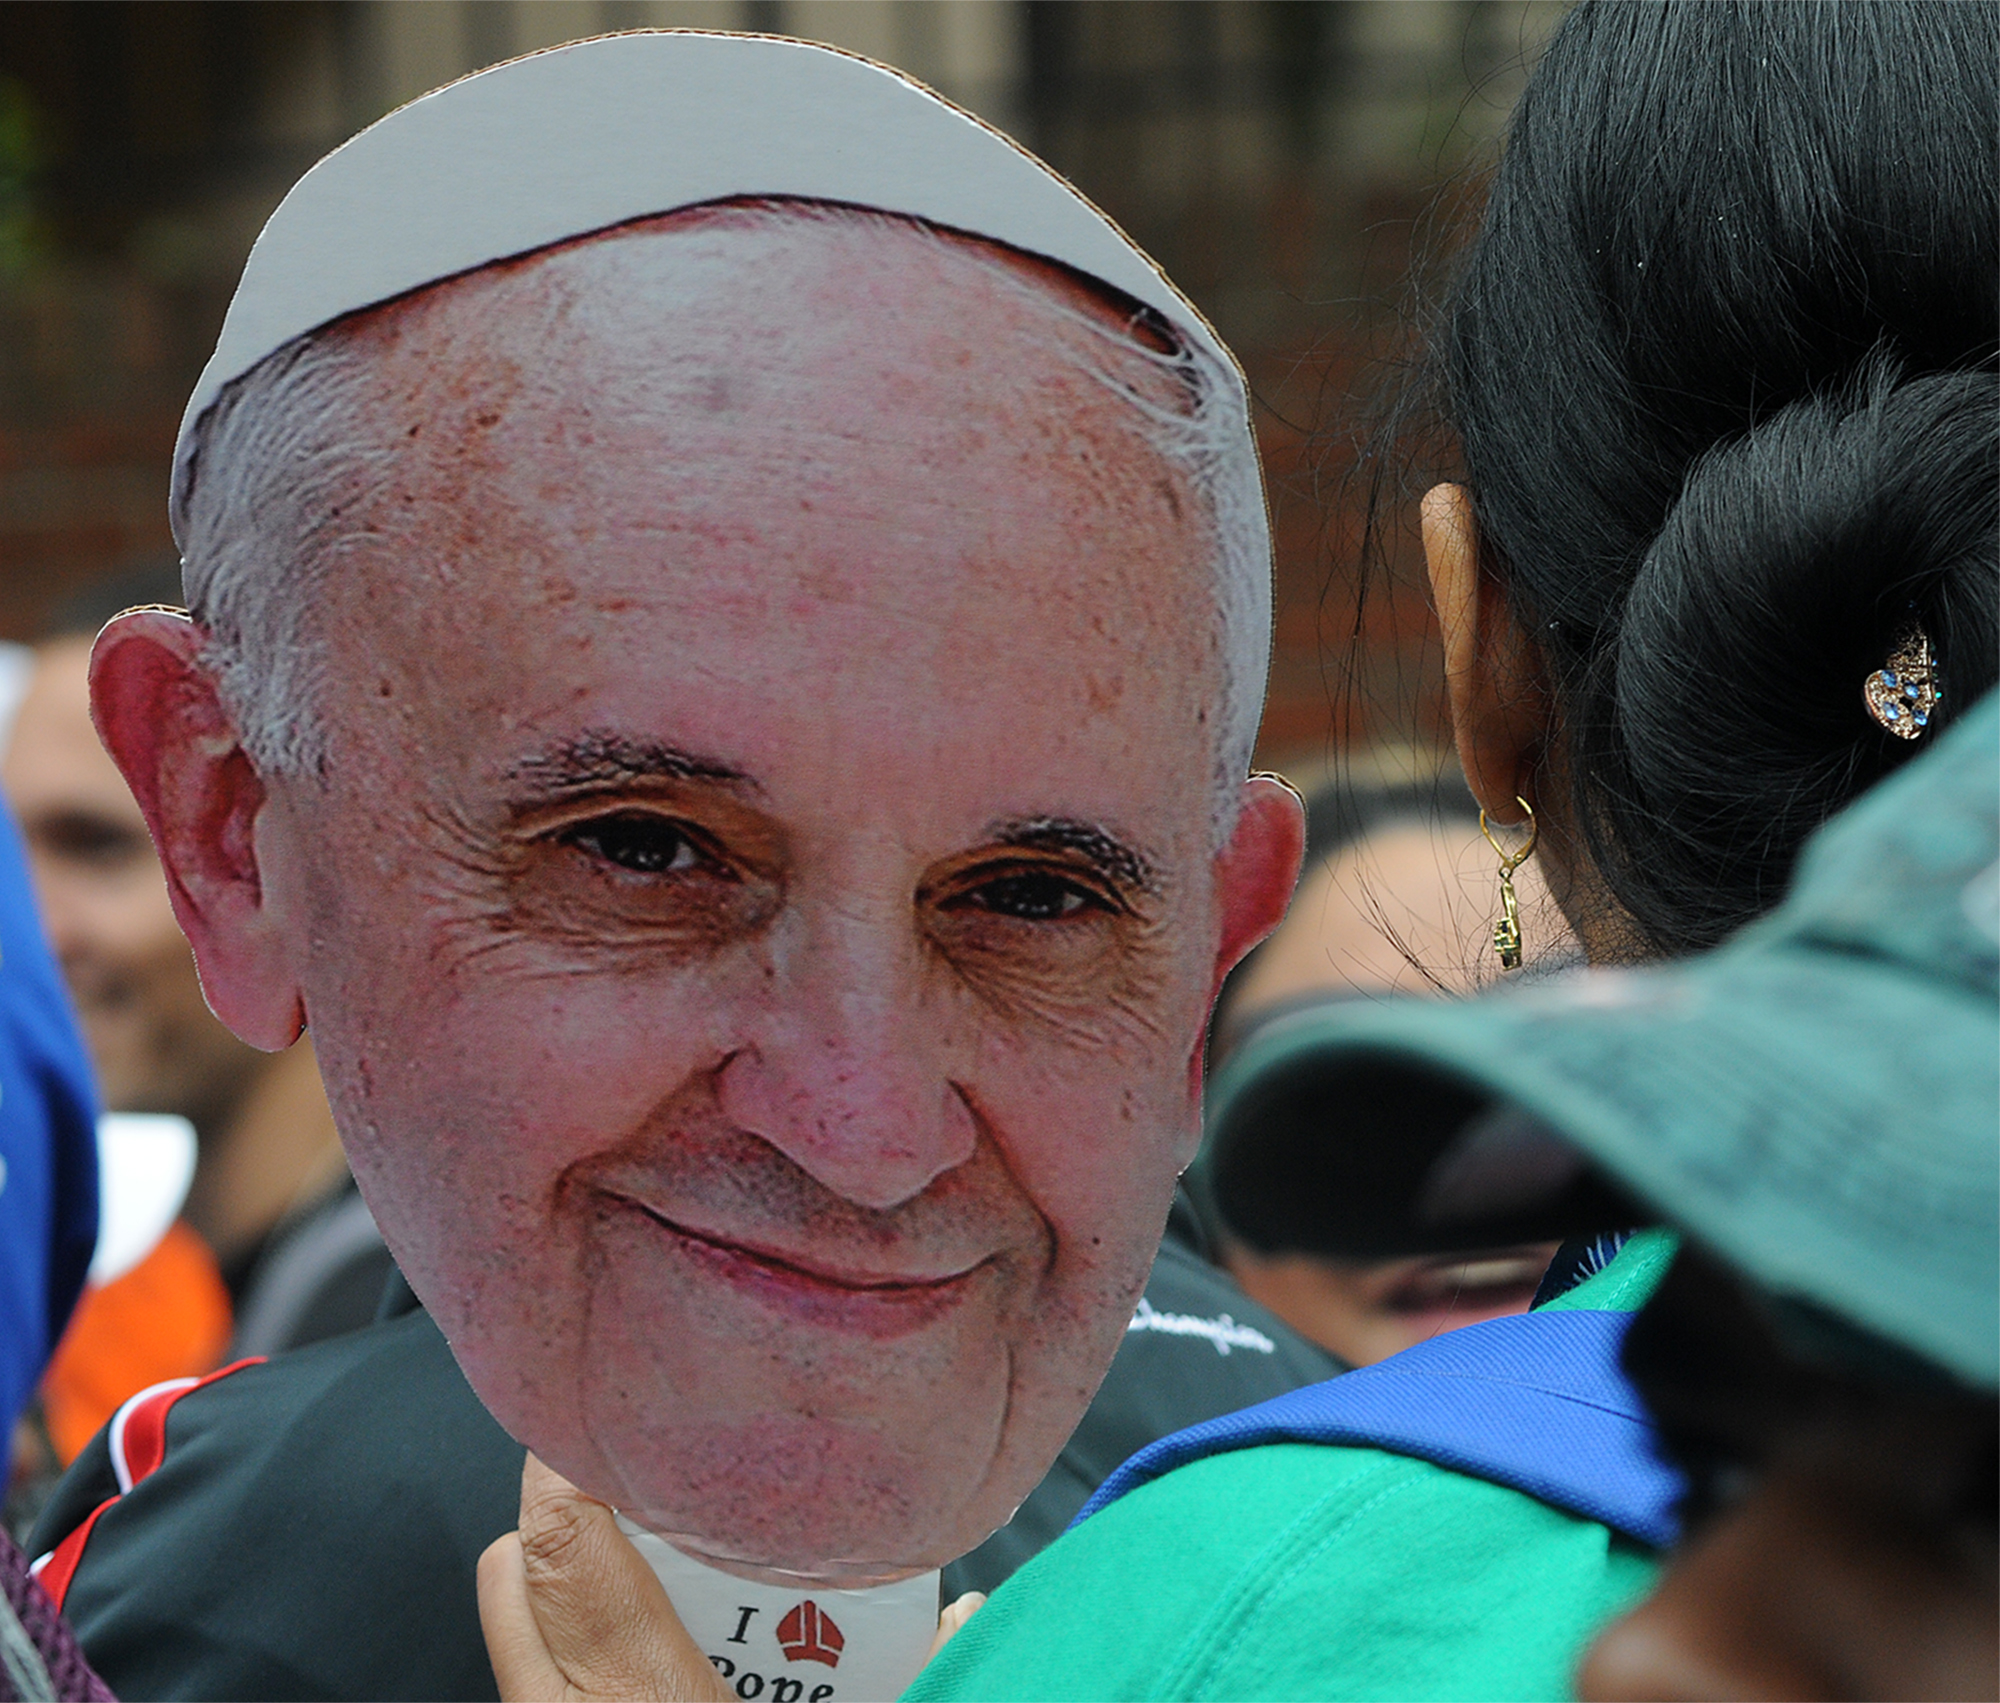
[88,29,1300,1694]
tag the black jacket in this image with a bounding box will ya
[32,1199,1338,1702]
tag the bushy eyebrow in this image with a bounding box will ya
[991,817,1158,897]
[507,731,753,795]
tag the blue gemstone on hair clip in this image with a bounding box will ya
[1883,671,1898,686]
[1885,703,1901,720]
[1905,683,1920,699]
[1915,711,1929,727]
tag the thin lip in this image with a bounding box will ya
[607,1193,990,1294]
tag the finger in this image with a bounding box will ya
[479,1531,577,1703]
[927,1592,986,1662]
[511,1452,732,1702]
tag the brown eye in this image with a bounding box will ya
[561,813,713,877]
[958,871,1106,921]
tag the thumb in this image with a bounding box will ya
[478,1452,731,1702]
[928,1592,986,1662]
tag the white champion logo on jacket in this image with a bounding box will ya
[1125,1297,1277,1356]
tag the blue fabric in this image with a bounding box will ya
[1070,1307,1684,1549]
[0,793,98,1434]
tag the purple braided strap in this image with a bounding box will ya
[0,1531,114,1702]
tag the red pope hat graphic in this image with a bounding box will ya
[777,1600,845,1668]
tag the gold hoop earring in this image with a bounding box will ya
[1479,797,1538,971]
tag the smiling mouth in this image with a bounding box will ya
[606,1194,991,1330]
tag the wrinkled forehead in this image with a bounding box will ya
[277,208,1224,787]
[332,203,1194,442]
[295,205,1215,625]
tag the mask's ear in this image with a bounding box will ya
[1211,775,1306,984]
[1422,483,1550,827]
[90,610,304,1050]
[1191,773,1305,1108]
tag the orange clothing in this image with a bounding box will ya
[39,1220,232,1464]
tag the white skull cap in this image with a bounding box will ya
[174,29,1249,529]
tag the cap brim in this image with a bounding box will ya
[1202,946,1998,1387]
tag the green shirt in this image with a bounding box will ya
[906,1232,1677,1702]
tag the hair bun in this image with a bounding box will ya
[1599,360,1998,951]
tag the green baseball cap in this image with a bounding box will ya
[1201,689,2000,1388]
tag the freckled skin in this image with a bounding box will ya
[252,211,1231,1582]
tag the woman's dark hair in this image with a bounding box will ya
[1432,0,1998,954]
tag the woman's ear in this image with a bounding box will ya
[89,610,305,1050]
[1421,483,1552,823]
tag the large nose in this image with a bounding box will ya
[716,900,976,1211]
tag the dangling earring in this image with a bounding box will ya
[1480,797,1538,971]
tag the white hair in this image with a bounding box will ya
[175,206,1272,837]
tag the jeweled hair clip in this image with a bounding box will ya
[1862,624,1941,740]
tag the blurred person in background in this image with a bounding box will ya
[2,563,388,1497]
[1198,768,1573,1366]
[0,641,112,1696]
